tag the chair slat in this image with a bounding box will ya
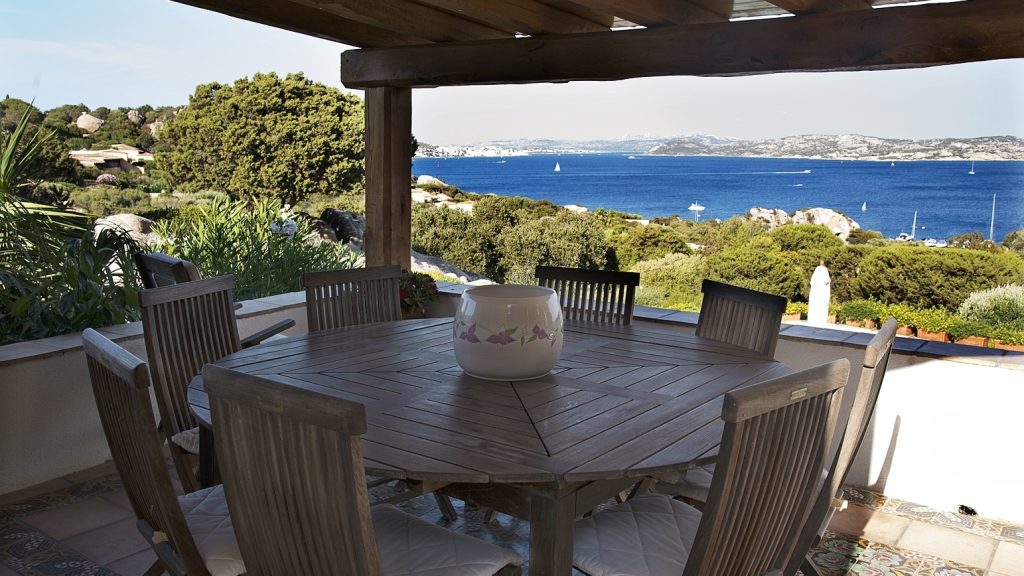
[536,266,640,325]
[696,279,787,357]
[304,266,403,332]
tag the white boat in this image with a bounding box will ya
[890,161,895,167]
[896,210,918,241]
[627,155,636,160]
[923,238,937,248]
[687,202,705,223]
[554,162,561,172]
[861,202,867,212]
[969,160,975,175]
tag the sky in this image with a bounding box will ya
[2,0,1023,145]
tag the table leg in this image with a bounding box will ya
[529,491,577,576]
[198,426,216,488]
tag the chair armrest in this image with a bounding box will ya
[240,318,296,348]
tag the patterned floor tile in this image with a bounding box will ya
[808,531,985,576]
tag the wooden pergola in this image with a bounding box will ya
[172,0,1023,267]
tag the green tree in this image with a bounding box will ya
[770,223,843,252]
[158,72,365,204]
[608,223,690,269]
[411,204,490,276]
[496,212,608,284]
[1002,230,1024,258]
[948,231,1000,253]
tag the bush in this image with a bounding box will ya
[631,253,706,310]
[839,299,882,323]
[770,224,843,252]
[70,186,151,216]
[706,248,803,301]
[855,245,1024,311]
[881,303,918,328]
[412,204,490,277]
[608,223,690,269]
[149,198,360,300]
[957,284,1024,330]
[495,212,608,285]
[908,307,958,333]
[847,228,884,245]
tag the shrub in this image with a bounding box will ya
[847,228,884,245]
[839,299,882,323]
[947,318,991,342]
[908,307,958,333]
[785,301,808,318]
[412,204,490,278]
[149,198,360,300]
[957,284,1024,330]
[495,212,608,285]
[1003,230,1024,258]
[882,303,918,328]
[631,253,706,310]
[770,223,843,252]
[70,186,151,216]
[608,223,690,269]
[398,271,439,314]
[706,248,803,301]
[855,245,1024,311]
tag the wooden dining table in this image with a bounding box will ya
[187,316,791,575]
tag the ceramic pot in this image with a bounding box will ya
[453,284,563,381]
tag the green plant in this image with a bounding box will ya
[631,253,706,310]
[786,301,808,317]
[150,198,361,300]
[882,303,919,328]
[839,299,881,323]
[947,318,991,342]
[957,284,1024,330]
[908,307,957,333]
[399,271,439,314]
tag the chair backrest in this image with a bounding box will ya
[82,329,210,576]
[303,265,403,332]
[695,279,788,357]
[784,318,898,574]
[684,359,850,576]
[535,265,640,325]
[204,364,382,576]
[134,252,203,289]
[139,275,242,439]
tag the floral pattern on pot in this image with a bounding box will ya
[456,321,561,348]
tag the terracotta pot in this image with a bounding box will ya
[916,329,949,343]
[994,340,1024,352]
[844,319,863,328]
[954,336,989,348]
[864,319,878,330]
[827,314,838,324]
[896,325,915,336]
[783,313,801,321]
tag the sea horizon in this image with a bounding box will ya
[413,154,1024,242]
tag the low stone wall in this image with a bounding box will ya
[2,285,1021,523]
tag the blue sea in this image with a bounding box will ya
[412,155,1024,242]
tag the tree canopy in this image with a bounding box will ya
[158,72,365,204]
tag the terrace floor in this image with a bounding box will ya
[1,462,1022,576]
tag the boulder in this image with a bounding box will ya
[76,112,104,134]
[747,207,790,228]
[319,209,365,244]
[94,213,160,245]
[792,208,860,241]
[127,109,144,125]
[411,250,494,285]
[416,175,446,187]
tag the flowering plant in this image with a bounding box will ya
[399,270,440,314]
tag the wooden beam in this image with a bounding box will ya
[764,0,873,15]
[413,0,609,35]
[364,88,412,269]
[170,0,421,47]
[341,0,1024,88]
[295,0,509,42]
[559,0,726,26]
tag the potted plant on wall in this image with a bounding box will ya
[399,270,439,319]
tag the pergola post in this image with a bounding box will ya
[364,86,412,269]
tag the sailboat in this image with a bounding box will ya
[687,202,705,223]
[969,160,976,175]
[989,194,996,241]
[861,202,867,212]
[896,210,917,242]
[554,162,561,172]
[890,161,895,167]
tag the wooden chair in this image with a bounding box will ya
[303,264,403,332]
[573,359,850,576]
[787,317,898,576]
[696,279,788,357]
[139,275,244,493]
[535,265,640,325]
[134,251,294,348]
[203,363,523,576]
[82,329,245,576]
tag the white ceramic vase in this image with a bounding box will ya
[453,284,564,381]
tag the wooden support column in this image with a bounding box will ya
[364,87,412,269]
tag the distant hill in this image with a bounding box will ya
[649,134,1024,161]
[418,134,1024,160]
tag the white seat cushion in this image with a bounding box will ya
[171,426,200,455]
[573,493,702,576]
[373,503,522,576]
[658,463,714,503]
[178,485,245,576]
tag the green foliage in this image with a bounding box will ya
[149,198,361,301]
[770,224,843,252]
[785,301,808,317]
[496,212,608,285]
[158,72,366,204]
[957,284,1024,330]
[398,271,439,314]
[881,303,918,328]
[0,98,81,187]
[705,248,803,300]
[854,245,1024,311]
[412,204,490,277]
[607,223,690,269]
[70,186,150,215]
[838,299,882,322]
[657,216,769,254]
[295,193,366,217]
[847,228,885,245]
[908,307,958,333]
[1003,230,1024,258]
[820,245,877,303]
[631,253,706,310]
